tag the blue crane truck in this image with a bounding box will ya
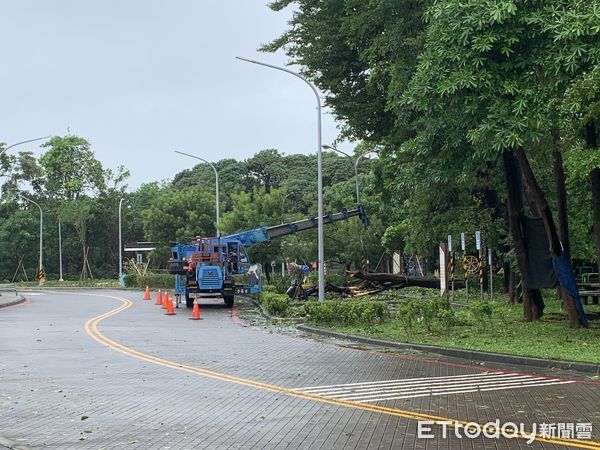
[167,206,369,307]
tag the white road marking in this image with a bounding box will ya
[297,372,574,403]
[20,292,44,296]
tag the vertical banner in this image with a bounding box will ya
[439,243,449,297]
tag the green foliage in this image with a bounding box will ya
[40,135,105,199]
[394,299,420,338]
[123,272,173,289]
[469,299,494,329]
[260,291,291,316]
[142,186,216,242]
[304,299,390,326]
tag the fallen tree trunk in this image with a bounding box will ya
[347,271,465,289]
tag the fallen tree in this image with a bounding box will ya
[287,271,464,299]
[348,270,465,290]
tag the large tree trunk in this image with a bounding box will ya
[591,168,600,274]
[502,151,539,321]
[513,148,582,328]
[348,270,465,289]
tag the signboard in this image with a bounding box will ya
[475,230,481,250]
[447,235,452,253]
[439,243,448,297]
[460,233,465,251]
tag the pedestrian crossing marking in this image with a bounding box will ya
[296,371,574,403]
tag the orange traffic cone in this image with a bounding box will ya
[189,297,202,320]
[155,289,163,305]
[164,297,176,315]
[143,286,151,300]
[161,292,168,309]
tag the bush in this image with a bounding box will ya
[470,299,494,328]
[420,298,457,333]
[124,272,174,289]
[269,274,294,294]
[261,284,278,294]
[304,300,390,326]
[395,299,420,338]
[260,291,291,316]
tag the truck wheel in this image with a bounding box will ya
[223,295,234,308]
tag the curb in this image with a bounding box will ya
[0,296,25,309]
[297,325,600,376]
[0,435,32,450]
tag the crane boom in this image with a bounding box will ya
[222,205,369,247]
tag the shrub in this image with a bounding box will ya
[269,274,294,294]
[260,291,291,316]
[395,299,420,338]
[124,272,174,289]
[419,298,457,333]
[304,300,390,326]
[470,299,494,328]
[261,284,278,293]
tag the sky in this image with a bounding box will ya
[1,1,351,189]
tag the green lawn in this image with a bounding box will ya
[317,290,600,364]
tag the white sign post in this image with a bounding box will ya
[439,243,448,297]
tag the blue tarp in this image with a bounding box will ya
[552,252,588,327]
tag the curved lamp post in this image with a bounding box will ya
[174,150,220,237]
[20,195,43,285]
[236,56,326,302]
[0,136,51,160]
[322,145,378,205]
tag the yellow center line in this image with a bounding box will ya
[81,292,600,450]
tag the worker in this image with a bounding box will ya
[227,251,238,273]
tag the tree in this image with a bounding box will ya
[142,186,216,244]
[402,0,600,327]
[40,135,105,200]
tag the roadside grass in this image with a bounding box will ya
[258,284,600,364]
[324,289,600,364]
[7,279,120,288]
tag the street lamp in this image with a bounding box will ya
[322,144,378,205]
[236,56,326,302]
[1,137,51,197]
[20,195,43,285]
[0,136,51,160]
[174,150,220,237]
[118,198,124,287]
[58,219,64,281]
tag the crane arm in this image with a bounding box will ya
[222,205,369,247]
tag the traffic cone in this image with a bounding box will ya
[189,297,202,320]
[161,292,168,309]
[155,289,163,305]
[143,286,151,300]
[164,297,175,315]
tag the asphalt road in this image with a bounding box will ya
[1,289,599,449]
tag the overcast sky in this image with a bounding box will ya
[1,1,351,189]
